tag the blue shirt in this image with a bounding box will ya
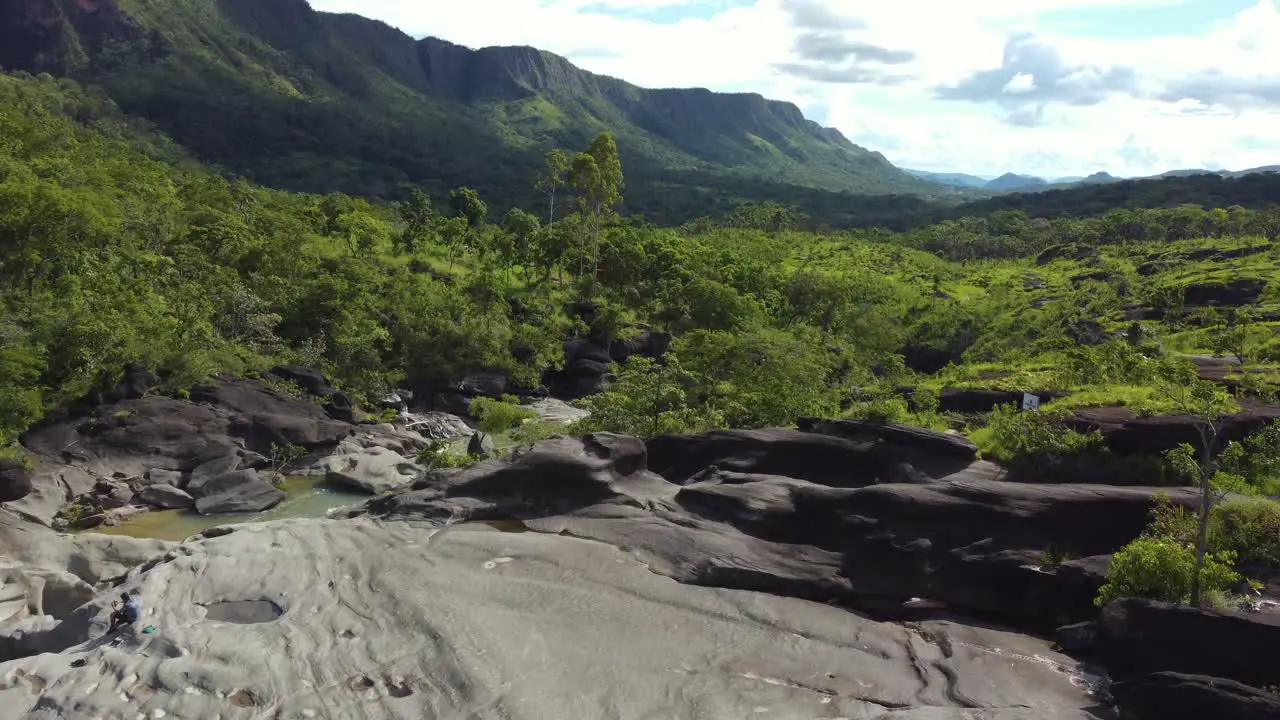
[121,597,141,623]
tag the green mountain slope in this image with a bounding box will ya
[0,0,943,216]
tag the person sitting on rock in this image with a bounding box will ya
[108,592,141,633]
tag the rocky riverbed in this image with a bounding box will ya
[2,368,1279,719]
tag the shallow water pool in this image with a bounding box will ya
[88,476,370,542]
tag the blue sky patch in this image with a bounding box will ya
[1040,0,1256,38]
[576,0,753,24]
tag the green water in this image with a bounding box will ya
[89,476,370,542]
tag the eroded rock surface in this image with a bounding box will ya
[371,431,1188,629]
[0,519,1104,719]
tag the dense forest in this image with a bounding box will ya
[3,69,1279,441]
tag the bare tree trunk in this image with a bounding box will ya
[1190,425,1216,607]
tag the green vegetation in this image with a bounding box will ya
[1095,537,1240,608]
[469,397,537,435]
[1099,492,1280,608]
[414,439,476,471]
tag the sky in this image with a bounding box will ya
[306,0,1280,179]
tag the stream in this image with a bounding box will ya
[88,476,370,542]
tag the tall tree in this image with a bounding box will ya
[535,150,570,225]
[569,132,624,295]
[449,187,488,228]
[502,207,542,277]
[1155,360,1241,607]
[395,189,438,255]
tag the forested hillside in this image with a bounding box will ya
[0,0,952,225]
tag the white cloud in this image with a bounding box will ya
[306,0,1280,178]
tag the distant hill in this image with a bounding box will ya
[985,173,1047,191]
[1159,165,1280,179]
[0,0,941,220]
[905,168,991,189]
[935,171,1280,223]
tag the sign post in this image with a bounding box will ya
[1021,393,1040,412]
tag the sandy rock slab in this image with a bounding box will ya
[0,518,1104,720]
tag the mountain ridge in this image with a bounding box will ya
[0,0,942,212]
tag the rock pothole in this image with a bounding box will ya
[201,600,284,624]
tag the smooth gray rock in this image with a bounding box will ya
[0,519,1103,719]
[191,470,284,515]
[140,468,183,488]
[137,484,195,510]
[321,447,420,494]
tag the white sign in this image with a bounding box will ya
[1022,393,1040,412]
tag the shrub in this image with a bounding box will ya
[1095,537,1239,607]
[846,396,910,424]
[1210,498,1280,567]
[977,403,1103,474]
[468,397,536,435]
[508,420,570,447]
[269,442,307,473]
[414,439,475,470]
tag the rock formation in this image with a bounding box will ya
[0,518,1105,719]
[2,394,1276,719]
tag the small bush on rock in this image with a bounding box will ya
[1095,537,1239,607]
[977,403,1103,475]
[1211,498,1280,568]
[469,397,536,435]
[415,440,475,470]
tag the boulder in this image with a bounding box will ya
[524,398,589,424]
[457,372,509,398]
[467,432,495,458]
[137,484,195,510]
[321,447,419,494]
[563,337,611,364]
[646,428,878,487]
[0,460,32,503]
[1110,672,1280,720]
[1098,598,1280,688]
[326,391,357,423]
[430,392,474,416]
[264,365,335,397]
[609,329,671,363]
[835,483,1194,627]
[1072,401,1280,456]
[108,363,159,402]
[91,480,133,510]
[15,374,357,523]
[798,417,978,461]
[399,412,472,440]
[551,358,613,399]
[185,452,241,489]
[191,470,284,515]
[138,468,183,488]
[1036,244,1098,265]
[1183,278,1267,306]
[1054,620,1098,653]
[376,434,656,523]
[242,412,351,450]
